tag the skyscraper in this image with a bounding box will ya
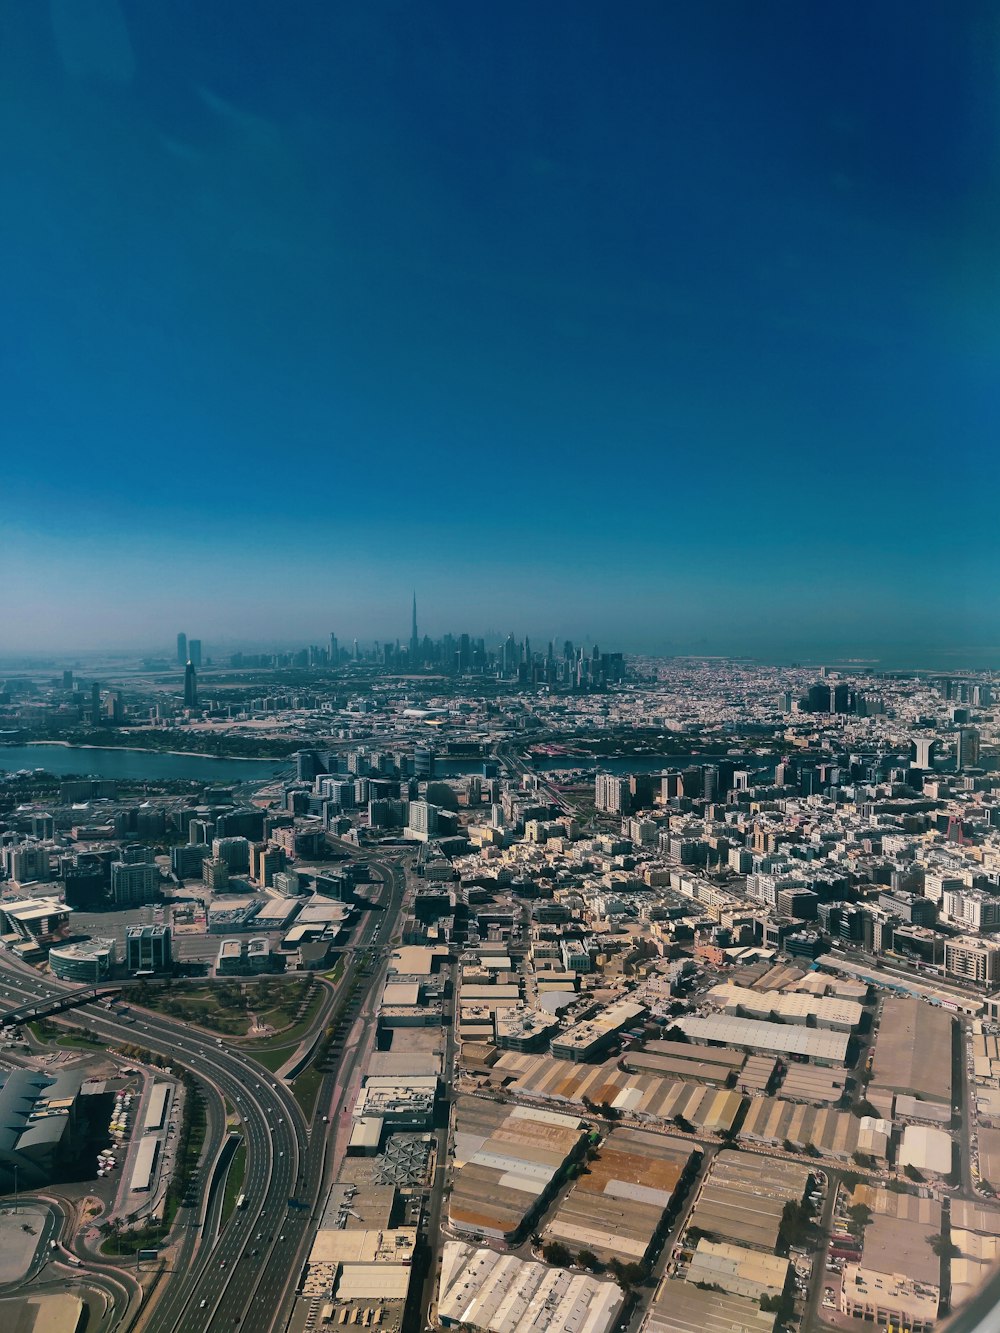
[409,592,419,664]
[957,728,980,770]
[184,660,198,709]
[188,638,202,668]
[176,632,187,665]
[329,632,338,664]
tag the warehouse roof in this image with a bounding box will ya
[645,1278,775,1333]
[677,1014,850,1063]
[705,982,862,1030]
[869,997,953,1103]
[542,1130,695,1263]
[438,1243,624,1333]
[687,1239,789,1300]
[899,1124,953,1175]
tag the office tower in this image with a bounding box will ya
[111,861,158,907]
[184,660,198,708]
[62,670,73,689]
[104,692,124,725]
[176,632,187,665]
[409,592,419,663]
[126,924,172,974]
[407,800,438,839]
[413,747,436,779]
[202,857,230,892]
[957,728,981,770]
[91,682,101,724]
[329,632,338,664]
[212,836,251,872]
[911,738,937,769]
[187,638,202,668]
[502,633,518,675]
[595,772,631,814]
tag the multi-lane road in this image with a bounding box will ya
[0,853,408,1332]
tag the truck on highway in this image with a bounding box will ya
[236,1193,247,1210]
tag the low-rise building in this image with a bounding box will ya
[549,998,647,1062]
[839,1211,940,1331]
[49,937,115,982]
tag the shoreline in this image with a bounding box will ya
[0,740,291,763]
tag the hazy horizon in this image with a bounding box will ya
[3,3,1000,657]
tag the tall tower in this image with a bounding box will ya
[409,592,419,664]
[957,727,980,770]
[184,660,198,709]
[176,632,187,666]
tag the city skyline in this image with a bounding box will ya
[3,3,1000,659]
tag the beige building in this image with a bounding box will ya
[838,1213,940,1332]
[944,936,1000,986]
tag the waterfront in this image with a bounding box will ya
[0,743,775,784]
[0,744,288,784]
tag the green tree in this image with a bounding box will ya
[847,1203,872,1233]
[577,1250,601,1272]
[929,1234,960,1259]
[542,1241,572,1267]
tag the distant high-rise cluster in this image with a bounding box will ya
[222,596,625,688]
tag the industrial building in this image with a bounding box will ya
[684,1151,811,1253]
[644,1279,776,1333]
[704,982,862,1031]
[686,1239,789,1301]
[129,1134,160,1193]
[869,997,953,1104]
[738,1098,891,1161]
[449,1099,584,1241]
[676,1013,850,1064]
[0,1069,85,1189]
[495,1052,744,1133]
[898,1124,954,1177]
[438,1243,624,1333]
[352,1076,438,1129]
[541,1129,696,1263]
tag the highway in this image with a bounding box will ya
[0,854,407,1332]
[0,952,304,1330]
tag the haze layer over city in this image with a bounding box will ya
[3,2,1000,660]
[5,5,1000,1333]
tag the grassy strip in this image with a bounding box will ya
[221,1141,247,1228]
[56,1030,105,1049]
[249,1044,297,1072]
[292,1065,324,1118]
[290,962,368,1119]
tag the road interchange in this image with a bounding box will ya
[0,853,407,1332]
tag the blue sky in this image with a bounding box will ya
[3,1,1000,660]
